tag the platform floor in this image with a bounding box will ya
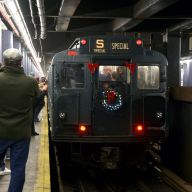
[0,107,50,192]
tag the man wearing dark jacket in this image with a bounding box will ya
[0,48,39,192]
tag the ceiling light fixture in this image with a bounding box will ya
[0,3,20,37]
[3,0,44,75]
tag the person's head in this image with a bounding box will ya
[39,82,44,90]
[111,71,117,81]
[41,76,46,82]
[3,48,23,67]
[117,66,124,74]
[103,66,111,75]
[102,82,109,89]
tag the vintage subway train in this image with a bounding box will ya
[47,35,168,169]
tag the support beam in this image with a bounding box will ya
[56,0,80,31]
[167,32,181,87]
[36,0,46,39]
[113,0,179,32]
[79,6,133,18]
[65,22,112,33]
[169,20,192,32]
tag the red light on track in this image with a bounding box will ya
[67,50,77,56]
[136,39,142,46]
[81,39,87,45]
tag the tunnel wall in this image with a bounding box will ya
[163,87,192,182]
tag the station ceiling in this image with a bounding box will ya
[7,0,192,72]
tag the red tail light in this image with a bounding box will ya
[135,124,144,135]
[67,50,77,56]
[79,125,88,134]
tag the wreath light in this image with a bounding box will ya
[101,89,123,111]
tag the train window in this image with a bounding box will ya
[98,66,130,83]
[60,63,84,89]
[137,65,159,89]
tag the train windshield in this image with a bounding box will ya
[137,65,160,89]
[98,66,130,83]
[60,63,85,89]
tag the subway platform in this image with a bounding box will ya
[0,107,50,192]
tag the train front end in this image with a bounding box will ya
[48,36,168,168]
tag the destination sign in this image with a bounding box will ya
[91,39,130,54]
[93,39,107,54]
[111,42,129,50]
[79,36,142,55]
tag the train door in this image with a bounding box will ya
[54,61,91,136]
[92,59,132,136]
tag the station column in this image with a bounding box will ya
[151,32,181,86]
[167,32,181,87]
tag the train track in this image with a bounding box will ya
[161,167,192,192]
[147,149,192,192]
[50,143,192,192]
[56,163,181,192]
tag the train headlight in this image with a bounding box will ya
[156,112,163,119]
[59,112,66,119]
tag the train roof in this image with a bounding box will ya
[50,35,167,66]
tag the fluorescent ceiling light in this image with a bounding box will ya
[0,19,7,30]
[0,3,19,34]
[3,0,44,75]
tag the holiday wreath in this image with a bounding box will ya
[101,88,123,111]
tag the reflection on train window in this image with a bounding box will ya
[137,65,159,89]
[60,63,84,89]
[98,66,130,83]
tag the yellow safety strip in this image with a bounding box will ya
[34,102,51,192]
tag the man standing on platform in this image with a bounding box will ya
[0,48,39,192]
